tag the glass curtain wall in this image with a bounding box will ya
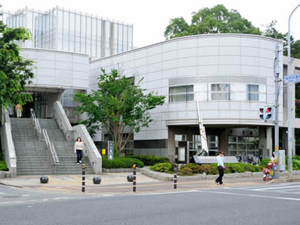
[1,7,133,58]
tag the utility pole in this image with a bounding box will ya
[274,44,280,179]
[287,4,300,179]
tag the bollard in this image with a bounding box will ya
[82,164,86,192]
[174,164,177,189]
[40,175,49,184]
[133,164,136,192]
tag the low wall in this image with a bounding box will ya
[1,111,16,178]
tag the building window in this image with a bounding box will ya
[228,136,259,157]
[60,89,74,107]
[247,84,259,101]
[211,84,230,100]
[169,85,194,103]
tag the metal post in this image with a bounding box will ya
[287,4,300,179]
[133,164,136,192]
[274,44,280,179]
[82,164,86,192]
[174,164,177,189]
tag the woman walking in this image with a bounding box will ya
[74,137,84,164]
[215,151,225,185]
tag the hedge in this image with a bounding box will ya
[126,155,169,166]
[150,163,262,176]
[150,163,173,174]
[102,157,144,169]
[0,161,8,171]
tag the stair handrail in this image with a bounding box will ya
[42,129,59,164]
[30,108,41,134]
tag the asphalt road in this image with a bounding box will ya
[1,182,300,225]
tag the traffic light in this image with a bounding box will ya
[259,107,273,120]
[265,107,273,120]
[259,108,264,120]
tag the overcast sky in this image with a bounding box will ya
[1,0,300,48]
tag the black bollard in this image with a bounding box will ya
[174,164,177,189]
[82,164,86,192]
[133,164,136,192]
[40,175,49,184]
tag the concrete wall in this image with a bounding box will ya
[21,48,89,90]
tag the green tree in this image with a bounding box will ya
[74,69,165,155]
[0,7,34,113]
[164,4,261,39]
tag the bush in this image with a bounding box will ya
[150,163,173,173]
[259,158,270,168]
[102,157,144,169]
[152,162,261,175]
[126,155,169,166]
[179,167,193,176]
[0,161,8,171]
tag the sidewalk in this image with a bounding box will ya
[0,168,300,194]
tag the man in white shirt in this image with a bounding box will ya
[215,151,225,185]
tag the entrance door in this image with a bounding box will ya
[34,96,42,118]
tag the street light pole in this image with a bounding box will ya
[287,4,300,179]
[274,44,280,179]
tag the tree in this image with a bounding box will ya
[0,7,34,113]
[164,4,261,39]
[74,69,165,155]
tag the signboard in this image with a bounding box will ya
[278,150,285,171]
[107,141,114,160]
[284,74,300,83]
[193,156,238,164]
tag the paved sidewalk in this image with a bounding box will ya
[1,169,300,195]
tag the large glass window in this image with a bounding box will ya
[60,89,74,107]
[247,84,259,101]
[169,85,194,103]
[211,84,230,100]
[96,19,102,58]
[80,15,86,54]
[105,21,111,56]
[228,136,259,157]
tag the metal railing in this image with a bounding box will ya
[42,129,59,165]
[30,108,41,134]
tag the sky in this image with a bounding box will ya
[1,0,300,48]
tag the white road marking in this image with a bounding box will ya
[252,185,300,191]
[22,194,30,197]
[0,192,5,195]
[200,190,300,202]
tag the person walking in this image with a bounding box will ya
[215,151,225,185]
[270,152,276,179]
[15,104,22,118]
[74,137,84,164]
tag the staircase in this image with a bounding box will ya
[11,118,94,175]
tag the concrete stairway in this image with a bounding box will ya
[39,119,94,174]
[11,118,94,175]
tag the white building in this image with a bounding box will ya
[14,34,300,162]
[1,6,133,58]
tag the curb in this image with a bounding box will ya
[140,168,300,182]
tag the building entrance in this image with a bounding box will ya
[23,93,47,118]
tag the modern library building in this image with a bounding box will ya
[1,8,300,163]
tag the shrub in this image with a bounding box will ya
[0,161,8,171]
[102,157,144,169]
[259,158,270,168]
[126,155,169,166]
[150,163,173,173]
[179,167,193,176]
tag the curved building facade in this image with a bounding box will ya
[90,34,292,161]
